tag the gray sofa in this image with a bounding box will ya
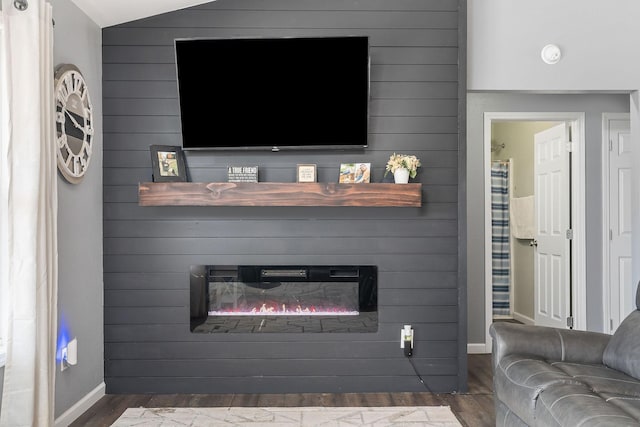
[490,287,640,426]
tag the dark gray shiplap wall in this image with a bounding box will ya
[103,0,463,394]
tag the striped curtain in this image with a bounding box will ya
[491,162,510,317]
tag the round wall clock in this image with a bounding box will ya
[54,64,94,184]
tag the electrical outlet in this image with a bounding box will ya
[400,325,414,357]
[60,337,78,371]
[60,347,68,372]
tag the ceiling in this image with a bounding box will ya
[69,0,213,28]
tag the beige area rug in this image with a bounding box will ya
[111,406,462,426]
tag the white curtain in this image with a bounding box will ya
[0,0,58,426]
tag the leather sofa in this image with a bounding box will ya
[490,287,640,426]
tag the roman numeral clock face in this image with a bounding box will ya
[54,64,94,184]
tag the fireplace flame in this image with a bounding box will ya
[209,302,358,316]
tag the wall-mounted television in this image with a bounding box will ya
[174,36,370,151]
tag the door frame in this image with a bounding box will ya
[483,112,587,353]
[602,112,631,333]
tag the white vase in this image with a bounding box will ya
[393,168,410,184]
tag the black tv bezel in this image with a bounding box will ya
[174,36,371,152]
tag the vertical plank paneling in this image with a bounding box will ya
[103,0,463,394]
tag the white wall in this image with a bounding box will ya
[52,0,104,419]
[468,0,640,91]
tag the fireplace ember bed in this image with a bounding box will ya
[190,265,377,333]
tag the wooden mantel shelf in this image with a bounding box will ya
[138,182,422,207]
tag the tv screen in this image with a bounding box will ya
[174,36,370,151]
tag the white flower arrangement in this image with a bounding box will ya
[384,153,421,179]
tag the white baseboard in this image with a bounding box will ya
[467,343,490,354]
[55,381,105,427]
[513,311,535,325]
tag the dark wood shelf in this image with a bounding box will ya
[138,182,422,207]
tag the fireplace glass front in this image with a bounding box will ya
[190,265,377,333]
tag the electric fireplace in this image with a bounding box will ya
[190,265,377,333]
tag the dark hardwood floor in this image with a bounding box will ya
[71,354,494,427]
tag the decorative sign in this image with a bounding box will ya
[228,166,259,183]
[297,164,317,183]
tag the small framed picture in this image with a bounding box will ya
[339,163,356,183]
[339,163,370,183]
[354,163,371,183]
[150,145,187,182]
[297,164,317,183]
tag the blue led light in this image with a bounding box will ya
[56,316,71,362]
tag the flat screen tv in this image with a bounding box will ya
[174,36,370,151]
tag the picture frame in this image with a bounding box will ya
[339,163,356,183]
[339,163,370,183]
[150,145,188,182]
[297,164,317,183]
[354,162,371,183]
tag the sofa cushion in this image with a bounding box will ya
[535,383,640,427]
[604,311,640,379]
[552,361,640,397]
[494,354,584,425]
[599,392,640,421]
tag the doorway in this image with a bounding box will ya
[483,113,587,352]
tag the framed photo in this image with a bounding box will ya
[339,163,355,183]
[354,163,371,183]
[297,164,317,183]
[150,145,187,182]
[339,163,370,183]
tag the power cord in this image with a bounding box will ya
[407,356,433,393]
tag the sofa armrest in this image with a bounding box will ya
[490,322,611,369]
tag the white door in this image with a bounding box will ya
[534,123,571,328]
[607,118,632,332]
